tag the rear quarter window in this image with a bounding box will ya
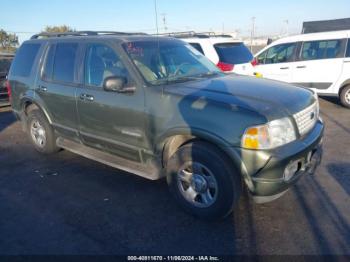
[189,43,204,55]
[347,39,350,57]
[11,43,41,77]
[214,43,253,64]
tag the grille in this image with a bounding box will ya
[293,102,318,136]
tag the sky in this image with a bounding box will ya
[1,0,350,43]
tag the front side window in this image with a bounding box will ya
[52,43,78,83]
[265,43,296,64]
[84,44,131,87]
[301,40,342,61]
[256,50,267,64]
[11,43,41,77]
[123,40,221,85]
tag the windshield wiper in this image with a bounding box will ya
[150,76,200,86]
[191,72,220,78]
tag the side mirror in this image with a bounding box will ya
[103,76,126,92]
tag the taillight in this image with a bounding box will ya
[251,58,258,67]
[6,80,11,101]
[217,62,234,72]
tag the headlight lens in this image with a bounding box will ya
[242,117,296,150]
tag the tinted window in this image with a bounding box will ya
[189,43,204,54]
[85,44,131,87]
[42,44,55,81]
[265,43,296,64]
[301,40,342,60]
[11,43,40,77]
[53,43,78,83]
[214,43,253,64]
[256,50,267,64]
[346,39,350,57]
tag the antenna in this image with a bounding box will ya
[154,0,159,35]
[161,13,168,32]
[250,16,256,52]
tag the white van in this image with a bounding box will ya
[254,30,350,108]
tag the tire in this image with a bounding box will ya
[27,109,59,154]
[340,85,350,109]
[166,141,241,220]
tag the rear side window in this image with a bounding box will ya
[264,43,296,64]
[189,43,204,54]
[11,43,41,77]
[214,43,253,64]
[346,39,350,57]
[52,43,78,83]
[42,44,55,81]
[301,40,343,60]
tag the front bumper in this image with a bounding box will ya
[233,120,324,202]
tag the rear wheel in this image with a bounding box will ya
[166,141,241,220]
[340,85,350,109]
[27,109,59,154]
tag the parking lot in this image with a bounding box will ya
[0,97,349,255]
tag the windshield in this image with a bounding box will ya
[214,43,253,64]
[122,40,222,85]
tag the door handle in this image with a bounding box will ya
[280,67,289,70]
[344,60,350,63]
[38,85,47,92]
[80,93,94,102]
[296,65,307,69]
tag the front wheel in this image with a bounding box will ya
[166,141,241,220]
[340,86,350,109]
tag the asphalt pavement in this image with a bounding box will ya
[0,97,349,255]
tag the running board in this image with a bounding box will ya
[56,137,163,180]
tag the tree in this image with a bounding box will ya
[0,29,19,52]
[42,25,75,33]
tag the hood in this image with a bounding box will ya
[164,74,315,120]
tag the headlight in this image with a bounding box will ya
[242,117,296,150]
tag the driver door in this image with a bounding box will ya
[76,42,147,162]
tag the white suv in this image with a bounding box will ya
[165,32,256,76]
[254,30,350,108]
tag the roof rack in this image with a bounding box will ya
[30,31,148,39]
[155,31,233,39]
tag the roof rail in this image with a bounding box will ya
[30,31,148,39]
[155,31,233,39]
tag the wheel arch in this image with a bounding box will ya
[20,97,53,125]
[158,128,253,190]
[339,79,350,96]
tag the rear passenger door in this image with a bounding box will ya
[292,39,347,93]
[255,42,297,82]
[36,42,80,140]
[76,42,146,162]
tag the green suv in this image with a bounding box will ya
[8,31,323,219]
